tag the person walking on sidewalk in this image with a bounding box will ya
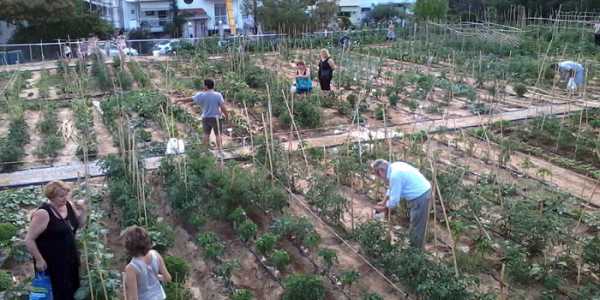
[372,159,432,250]
[176,79,229,152]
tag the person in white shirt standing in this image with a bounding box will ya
[372,159,432,249]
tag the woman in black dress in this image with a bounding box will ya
[25,181,87,300]
[318,48,336,92]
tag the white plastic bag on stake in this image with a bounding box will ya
[567,78,577,93]
[166,138,185,155]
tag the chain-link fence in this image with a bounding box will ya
[0,29,391,66]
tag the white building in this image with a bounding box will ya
[81,0,245,36]
[84,0,123,29]
[122,0,175,33]
[338,0,415,26]
[176,0,244,37]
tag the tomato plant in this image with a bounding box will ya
[283,274,325,300]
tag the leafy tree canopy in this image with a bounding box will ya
[0,0,113,42]
[367,3,405,23]
[414,0,449,21]
[256,0,337,34]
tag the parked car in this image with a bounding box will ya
[106,42,138,57]
[152,39,185,55]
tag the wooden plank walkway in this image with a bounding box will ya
[1,102,598,189]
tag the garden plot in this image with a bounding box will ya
[280,132,600,299]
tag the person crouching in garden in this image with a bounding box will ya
[293,60,312,95]
[123,226,172,300]
[371,159,432,250]
[25,180,87,300]
[318,49,336,93]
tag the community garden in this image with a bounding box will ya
[0,18,599,300]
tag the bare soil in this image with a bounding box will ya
[23,110,43,168]
[92,107,118,156]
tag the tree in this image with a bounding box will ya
[0,0,113,42]
[313,1,338,30]
[257,0,314,34]
[367,3,405,23]
[414,0,449,21]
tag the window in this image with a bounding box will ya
[145,11,155,16]
[338,12,351,18]
[361,7,371,12]
[214,3,227,25]
[158,10,167,18]
[131,10,135,15]
[184,0,193,3]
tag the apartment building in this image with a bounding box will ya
[339,0,415,26]
[177,0,244,37]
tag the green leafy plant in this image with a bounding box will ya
[165,256,190,284]
[197,232,225,260]
[231,289,254,300]
[0,270,13,291]
[238,219,258,242]
[164,282,192,300]
[340,269,360,289]
[317,248,338,273]
[283,274,325,300]
[271,249,291,271]
[256,233,279,256]
[362,293,384,300]
[215,259,240,290]
[514,84,528,97]
[0,223,17,246]
[306,176,348,224]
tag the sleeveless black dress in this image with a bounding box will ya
[318,58,333,91]
[35,202,80,300]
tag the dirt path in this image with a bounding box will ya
[23,110,43,168]
[92,107,118,156]
[0,113,9,137]
[19,71,40,99]
[436,133,600,207]
[55,108,78,164]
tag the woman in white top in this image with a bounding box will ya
[123,226,172,300]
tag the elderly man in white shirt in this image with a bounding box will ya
[372,159,432,249]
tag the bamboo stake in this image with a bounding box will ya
[261,113,274,180]
[429,159,460,277]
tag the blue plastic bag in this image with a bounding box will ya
[29,271,53,300]
[295,77,312,93]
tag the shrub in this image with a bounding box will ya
[0,270,12,291]
[514,84,528,97]
[231,289,254,300]
[256,233,278,256]
[388,94,399,107]
[283,274,325,300]
[148,222,175,253]
[362,293,384,300]
[116,69,133,91]
[281,100,321,129]
[92,54,112,91]
[127,61,151,88]
[340,269,360,289]
[0,223,18,245]
[271,249,291,271]
[197,232,224,260]
[164,256,190,284]
[164,282,192,300]
[238,219,258,242]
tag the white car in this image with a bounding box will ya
[152,39,181,55]
[106,42,138,57]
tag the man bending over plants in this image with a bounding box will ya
[372,159,432,250]
[176,79,229,152]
